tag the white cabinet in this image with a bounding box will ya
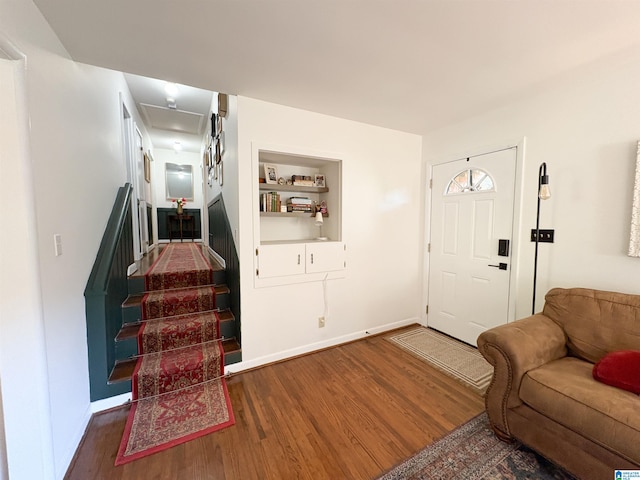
[257,243,305,279]
[257,242,345,281]
[306,242,345,273]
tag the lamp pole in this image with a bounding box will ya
[532,162,550,314]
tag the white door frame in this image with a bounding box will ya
[120,98,143,264]
[134,126,149,254]
[0,37,55,480]
[423,138,527,330]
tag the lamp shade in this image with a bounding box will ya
[314,211,324,226]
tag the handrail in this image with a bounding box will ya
[84,183,133,297]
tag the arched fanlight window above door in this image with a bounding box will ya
[445,168,495,194]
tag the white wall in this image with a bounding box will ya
[234,97,423,368]
[0,2,152,478]
[423,46,640,320]
[204,94,240,246]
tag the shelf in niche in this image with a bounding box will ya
[259,183,328,194]
[260,211,329,218]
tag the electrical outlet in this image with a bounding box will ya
[318,316,325,328]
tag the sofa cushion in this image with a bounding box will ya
[593,350,640,394]
[543,288,640,363]
[520,357,640,464]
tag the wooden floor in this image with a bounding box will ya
[65,326,485,480]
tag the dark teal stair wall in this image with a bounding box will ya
[208,195,241,350]
[84,184,135,401]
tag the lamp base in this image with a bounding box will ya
[315,236,329,241]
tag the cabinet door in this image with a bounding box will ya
[257,244,306,278]
[306,242,345,274]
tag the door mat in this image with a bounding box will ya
[386,327,492,394]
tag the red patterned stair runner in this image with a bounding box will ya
[115,244,234,465]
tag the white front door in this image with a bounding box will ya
[428,148,517,345]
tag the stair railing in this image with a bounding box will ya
[84,183,134,401]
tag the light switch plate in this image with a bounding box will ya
[54,234,62,256]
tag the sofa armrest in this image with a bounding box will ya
[477,314,567,439]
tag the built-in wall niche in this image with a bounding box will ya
[254,146,345,286]
[257,149,342,244]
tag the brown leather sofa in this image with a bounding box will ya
[477,288,640,480]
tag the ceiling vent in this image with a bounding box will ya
[139,103,206,135]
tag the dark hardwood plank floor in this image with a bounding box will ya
[66,326,485,480]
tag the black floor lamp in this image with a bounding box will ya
[532,162,551,314]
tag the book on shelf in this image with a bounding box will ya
[293,180,315,187]
[261,192,281,212]
[288,197,313,205]
[287,205,314,212]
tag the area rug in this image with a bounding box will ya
[377,413,576,480]
[115,378,234,465]
[141,286,217,320]
[386,327,492,394]
[115,243,234,465]
[137,311,220,353]
[144,243,213,291]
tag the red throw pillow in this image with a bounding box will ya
[592,350,640,394]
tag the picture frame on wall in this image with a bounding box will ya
[264,164,278,184]
[215,140,221,164]
[218,93,228,118]
[210,113,217,139]
[204,145,211,169]
[144,153,151,183]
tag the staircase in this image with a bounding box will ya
[108,244,241,386]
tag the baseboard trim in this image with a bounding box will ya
[208,246,226,268]
[225,317,419,375]
[90,392,132,413]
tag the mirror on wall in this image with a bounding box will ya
[165,163,194,200]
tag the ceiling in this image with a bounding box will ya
[33,1,640,138]
[124,73,213,153]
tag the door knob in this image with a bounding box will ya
[488,263,508,270]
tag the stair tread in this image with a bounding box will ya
[108,339,241,384]
[116,323,142,341]
[123,284,229,307]
[108,359,136,384]
[222,338,241,354]
[217,309,234,322]
[116,309,236,342]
